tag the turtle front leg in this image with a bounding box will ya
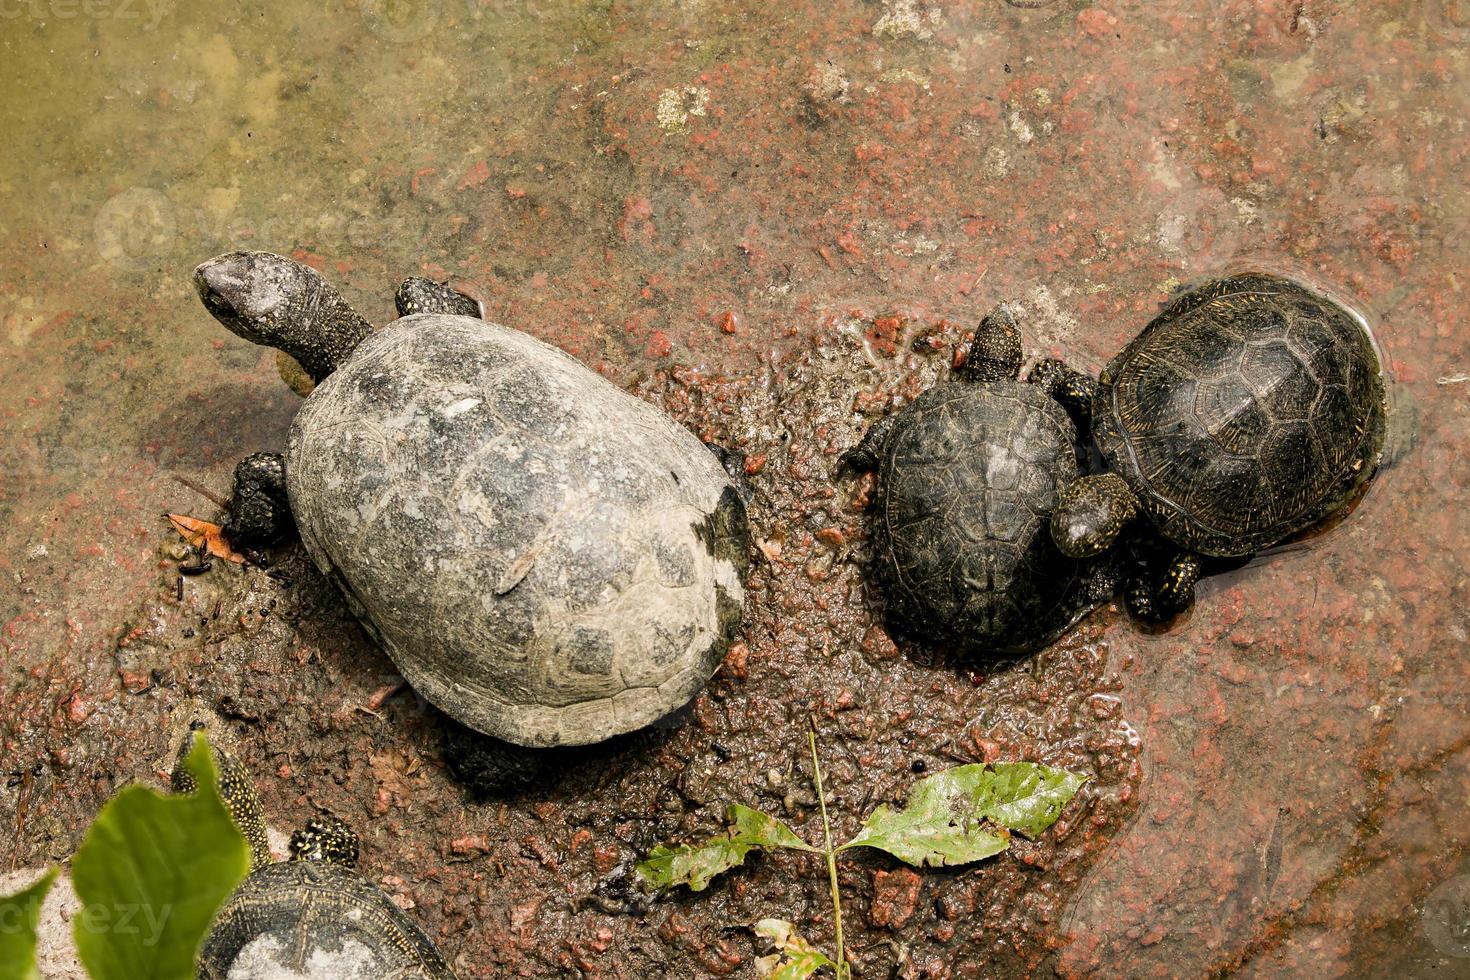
[223,452,295,550]
[394,277,484,319]
[440,718,546,798]
[1125,546,1202,623]
[841,412,898,473]
[1027,358,1098,434]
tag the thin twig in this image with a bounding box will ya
[171,474,229,509]
[808,722,847,980]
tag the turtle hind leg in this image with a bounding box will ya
[1125,546,1202,623]
[440,718,546,799]
[394,277,484,319]
[222,452,294,551]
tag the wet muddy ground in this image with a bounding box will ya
[2,0,1468,976]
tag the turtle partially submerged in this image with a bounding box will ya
[1051,272,1387,620]
[194,252,749,754]
[171,733,455,979]
[845,307,1117,655]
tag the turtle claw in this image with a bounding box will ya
[1125,549,1201,623]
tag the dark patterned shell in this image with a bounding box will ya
[198,861,454,979]
[872,382,1085,654]
[1095,273,1386,557]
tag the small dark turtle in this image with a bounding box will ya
[845,307,1117,655]
[193,251,749,758]
[1051,272,1387,620]
[198,818,455,980]
[171,732,455,979]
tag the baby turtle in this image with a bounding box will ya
[199,819,455,980]
[1051,272,1387,620]
[171,734,455,979]
[846,307,1116,655]
[194,252,749,754]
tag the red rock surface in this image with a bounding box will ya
[1,1,1467,976]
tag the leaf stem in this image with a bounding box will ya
[808,725,847,980]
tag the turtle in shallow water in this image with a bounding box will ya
[193,252,749,765]
[171,734,455,980]
[1051,272,1387,620]
[845,306,1117,656]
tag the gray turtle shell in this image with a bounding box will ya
[1094,273,1387,557]
[287,314,748,747]
[198,861,453,979]
[871,381,1089,655]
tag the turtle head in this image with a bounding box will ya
[289,816,359,867]
[171,722,272,869]
[194,251,374,385]
[960,305,1024,382]
[1051,474,1138,559]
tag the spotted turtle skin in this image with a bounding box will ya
[1094,273,1386,557]
[867,382,1100,655]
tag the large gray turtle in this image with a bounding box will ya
[1051,272,1387,620]
[845,307,1117,656]
[194,252,749,752]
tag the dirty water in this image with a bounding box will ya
[2,0,1468,977]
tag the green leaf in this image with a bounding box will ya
[0,867,57,980]
[728,804,818,852]
[753,918,838,979]
[636,803,816,892]
[71,734,253,980]
[977,762,1090,839]
[841,762,1087,868]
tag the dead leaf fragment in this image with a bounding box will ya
[167,514,245,564]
